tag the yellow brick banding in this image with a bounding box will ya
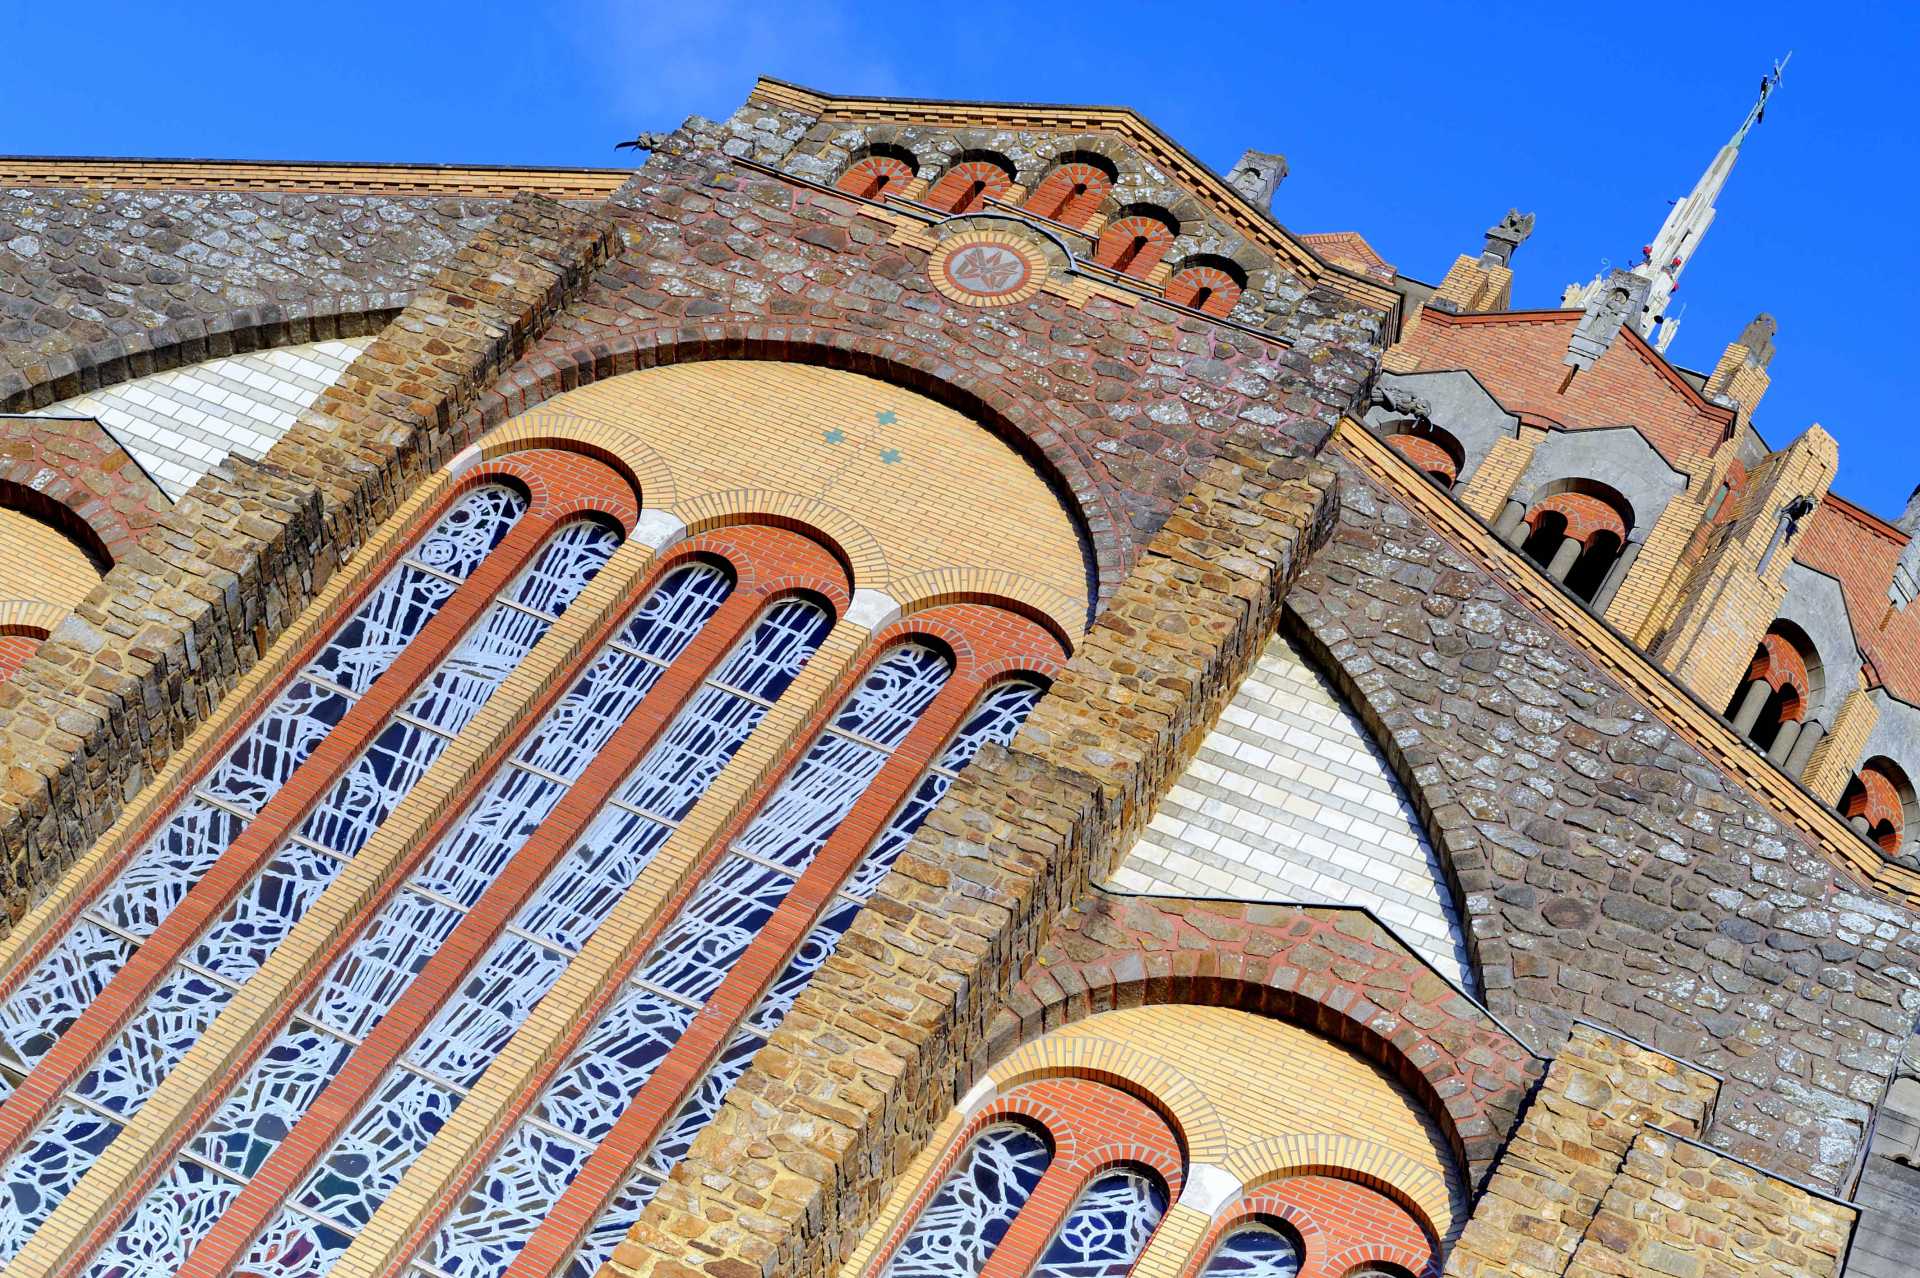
[492,363,1090,643]
[1456,430,1539,523]
[0,509,100,631]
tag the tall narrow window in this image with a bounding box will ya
[1031,1167,1169,1278]
[557,677,1046,1278]
[0,491,618,1258]
[83,563,734,1275]
[411,640,954,1276]
[882,1122,1052,1277]
[1200,1222,1303,1277]
[239,592,834,1274]
[0,484,525,1096]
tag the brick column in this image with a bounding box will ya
[1653,427,1837,712]
[0,194,618,934]
[1457,429,1542,523]
[596,439,1339,1278]
[1804,687,1880,804]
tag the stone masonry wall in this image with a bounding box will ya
[604,438,1339,1278]
[0,188,504,412]
[1288,455,1920,1189]
[0,193,617,926]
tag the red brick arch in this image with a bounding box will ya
[1746,631,1812,717]
[991,894,1543,1190]
[1526,489,1627,546]
[462,331,1121,620]
[0,417,169,567]
[1191,1177,1439,1278]
[1023,159,1115,229]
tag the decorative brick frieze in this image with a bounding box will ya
[0,193,618,929]
[596,437,1338,1278]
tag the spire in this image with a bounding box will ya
[1564,55,1789,355]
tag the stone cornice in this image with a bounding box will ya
[1332,417,1920,903]
[0,157,633,200]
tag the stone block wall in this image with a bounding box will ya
[0,193,618,926]
[1288,450,1920,1190]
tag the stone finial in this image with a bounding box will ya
[1739,312,1778,367]
[1481,209,1536,266]
[1564,269,1651,372]
[1227,150,1288,211]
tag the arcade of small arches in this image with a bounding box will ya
[833,145,1250,317]
[1490,478,1638,608]
[844,1004,1454,1278]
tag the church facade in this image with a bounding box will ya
[0,72,1914,1278]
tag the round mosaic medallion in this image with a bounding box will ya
[929,232,1049,307]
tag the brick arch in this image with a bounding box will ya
[0,417,169,566]
[992,894,1542,1192]
[0,301,398,414]
[1197,1174,1442,1278]
[988,1036,1231,1161]
[461,332,1121,619]
[1220,1136,1452,1245]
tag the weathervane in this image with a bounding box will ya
[1732,52,1792,150]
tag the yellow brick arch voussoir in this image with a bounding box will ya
[988,1035,1230,1162]
[1221,1131,1458,1244]
[481,361,1093,639]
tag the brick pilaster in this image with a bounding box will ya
[1457,428,1542,523]
[1805,686,1880,804]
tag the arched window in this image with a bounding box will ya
[1200,1220,1303,1276]
[1163,256,1248,318]
[883,1121,1053,1276]
[220,543,839,1273]
[1093,207,1179,279]
[1343,1266,1417,1278]
[0,462,633,1261]
[1724,622,1825,771]
[1510,480,1634,606]
[1843,758,1916,858]
[392,617,1061,1278]
[1383,421,1465,491]
[837,146,918,201]
[925,152,1016,215]
[1023,154,1116,229]
[1033,1164,1169,1277]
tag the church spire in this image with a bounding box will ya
[1564,55,1789,354]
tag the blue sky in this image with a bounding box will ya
[10,2,1915,516]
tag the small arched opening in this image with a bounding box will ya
[835,144,918,201]
[1383,421,1466,491]
[1093,204,1180,279]
[1724,620,1826,772]
[1023,152,1118,228]
[924,150,1016,215]
[1513,479,1634,606]
[1843,757,1917,859]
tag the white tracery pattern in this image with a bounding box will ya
[109,560,732,1268]
[83,1157,242,1278]
[0,495,626,1262]
[1199,1222,1304,1277]
[1031,1166,1169,1278]
[882,1121,1053,1277]
[0,485,525,1106]
[564,673,1045,1267]
[238,581,824,1274]
[0,1102,123,1261]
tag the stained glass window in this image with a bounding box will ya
[0,500,622,1267]
[1031,1167,1168,1278]
[560,675,1044,1276]
[881,1122,1052,1277]
[246,593,832,1275]
[1200,1222,1303,1277]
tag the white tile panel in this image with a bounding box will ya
[28,337,373,499]
[1110,626,1476,992]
